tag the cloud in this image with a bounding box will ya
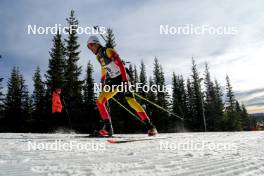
[1,0,264,112]
[235,88,264,108]
[236,87,264,98]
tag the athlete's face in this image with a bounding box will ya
[87,43,100,55]
[55,89,61,95]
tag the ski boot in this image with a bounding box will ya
[98,119,113,137]
[145,120,158,136]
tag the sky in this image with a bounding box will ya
[0,0,263,113]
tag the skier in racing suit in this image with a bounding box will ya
[87,35,157,137]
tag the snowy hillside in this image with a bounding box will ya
[0,132,264,176]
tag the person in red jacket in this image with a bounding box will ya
[87,35,157,137]
[50,88,64,131]
[52,88,63,114]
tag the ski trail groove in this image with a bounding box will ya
[0,132,263,176]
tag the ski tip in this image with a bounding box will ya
[107,139,117,144]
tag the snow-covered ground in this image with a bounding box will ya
[0,132,264,176]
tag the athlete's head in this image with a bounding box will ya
[55,88,61,95]
[87,35,101,55]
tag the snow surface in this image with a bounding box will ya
[0,132,264,176]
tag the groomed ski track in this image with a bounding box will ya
[0,132,263,176]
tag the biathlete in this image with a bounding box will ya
[87,36,157,137]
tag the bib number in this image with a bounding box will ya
[105,61,121,78]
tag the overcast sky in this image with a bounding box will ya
[0,0,263,113]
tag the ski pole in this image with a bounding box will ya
[133,93,184,121]
[112,97,146,125]
[61,97,73,129]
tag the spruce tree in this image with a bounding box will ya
[179,75,188,119]
[172,74,187,117]
[235,100,242,130]
[186,78,195,129]
[82,61,97,132]
[146,76,157,124]
[46,32,65,90]
[105,28,116,48]
[224,75,241,131]
[153,57,169,131]
[235,101,242,113]
[241,104,249,130]
[128,64,134,84]
[147,76,156,102]
[172,73,181,117]
[139,60,147,98]
[214,80,224,130]
[225,75,236,112]
[203,63,222,131]
[64,10,83,120]
[153,58,169,107]
[134,65,139,84]
[190,59,205,131]
[21,84,32,122]
[153,58,161,97]
[32,66,45,119]
[19,73,31,122]
[171,73,186,131]
[84,61,96,110]
[5,67,29,130]
[5,67,22,120]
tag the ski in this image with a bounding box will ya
[74,135,123,138]
[107,136,169,144]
